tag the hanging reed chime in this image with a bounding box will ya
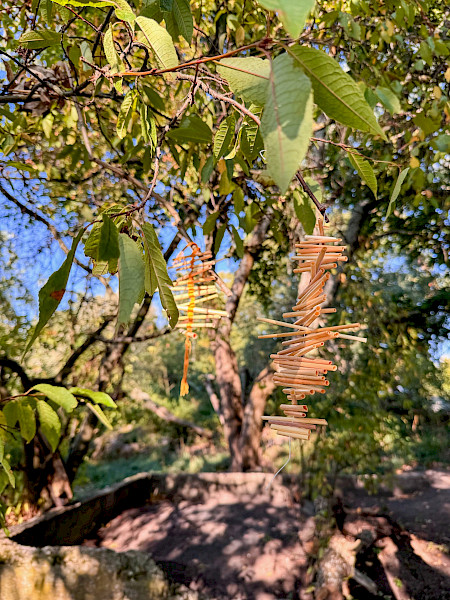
[259,217,367,442]
[173,242,227,396]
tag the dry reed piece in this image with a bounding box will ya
[261,215,366,443]
[174,242,227,396]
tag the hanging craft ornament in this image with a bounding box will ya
[173,242,228,397]
[258,217,367,442]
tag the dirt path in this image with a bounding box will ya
[86,470,450,600]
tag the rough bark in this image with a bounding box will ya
[239,366,276,470]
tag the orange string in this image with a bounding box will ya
[180,249,198,396]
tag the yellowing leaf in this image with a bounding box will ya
[386,168,409,218]
[348,152,377,198]
[136,16,178,71]
[32,384,78,412]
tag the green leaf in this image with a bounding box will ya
[217,58,270,106]
[118,234,145,326]
[86,403,113,430]
[36,401,61,452]
[256,0,315,38]
[386,168,409,218]
[116,90,136,139]
[103,24,124,74]
[98,215,120,261]
[260,52,313,194]
[160,0,173,9]
[136,16,178,71]
[0,441,15,488]
[19,30,62,49]
[375,87,401,115]
[214,223,227,253]
[24,229,83,354]
[241,106,263,162]
[290,46,386,139]
[166,115,212,144]
[203,211,220,235]
[294,189,316,234]
[214,115,235,160]
[3,400,36,443]
[231,225,244,258]
[70,387,117,408]
[171,0,193,43]
[201,155,214,183]
[348,152,377,198]
[32,384,78,413]
[141,223,179,327]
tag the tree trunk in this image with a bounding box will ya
[211,211,273,470]
[239,366,276,470]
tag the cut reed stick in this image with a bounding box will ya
[257,317,311,331]
[338,333,368,342]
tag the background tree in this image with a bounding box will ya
[0,0,448,507]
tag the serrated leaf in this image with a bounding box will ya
[203,211,220,235]
[32,384,78,413]
[170,0,193,42]
[116,90,136,139]
[166,115,212,144]
[80,41,93,71]
[160,0,173,9]
[141,85,165,111]
[86,402,113,430]
[141,223,178,327]
[257,0,315,38]
[386,168,409,218]
[98,215,120,261]
[3,400,36,443]
[19,30,62,49]
[24,230,83,354]
[241,105,263,162]
[294,189,316,234]
[201,155,214,183]
[290,46,386,139]
[375,86,401,115]
[70,387,117,408]
[217,58,270,106]
[118,234,145,326]
[136,16,178,71]
[103,24,124,74]
[260,52,313,194]
[231,225,244,258]
[36,401,60,452]
[214,115,235,160]
[348,152,377,198]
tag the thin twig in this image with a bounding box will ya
[295,172,329,223]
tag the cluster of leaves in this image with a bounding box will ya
[0,383,116,525]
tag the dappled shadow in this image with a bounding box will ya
[91,492,309,599]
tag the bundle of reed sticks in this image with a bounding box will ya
[258,218,367,442]
[173,242,228,396]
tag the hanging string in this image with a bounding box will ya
[264,437,292,491]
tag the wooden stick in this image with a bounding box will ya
[338,333,367,342]
[271,424,311,436]
[280,416,328,425]
[279,404,309,412]
[277,340,323,356]
[257,317,311,331]
[304,235,341,242]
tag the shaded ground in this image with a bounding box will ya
[85,470,450,600]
